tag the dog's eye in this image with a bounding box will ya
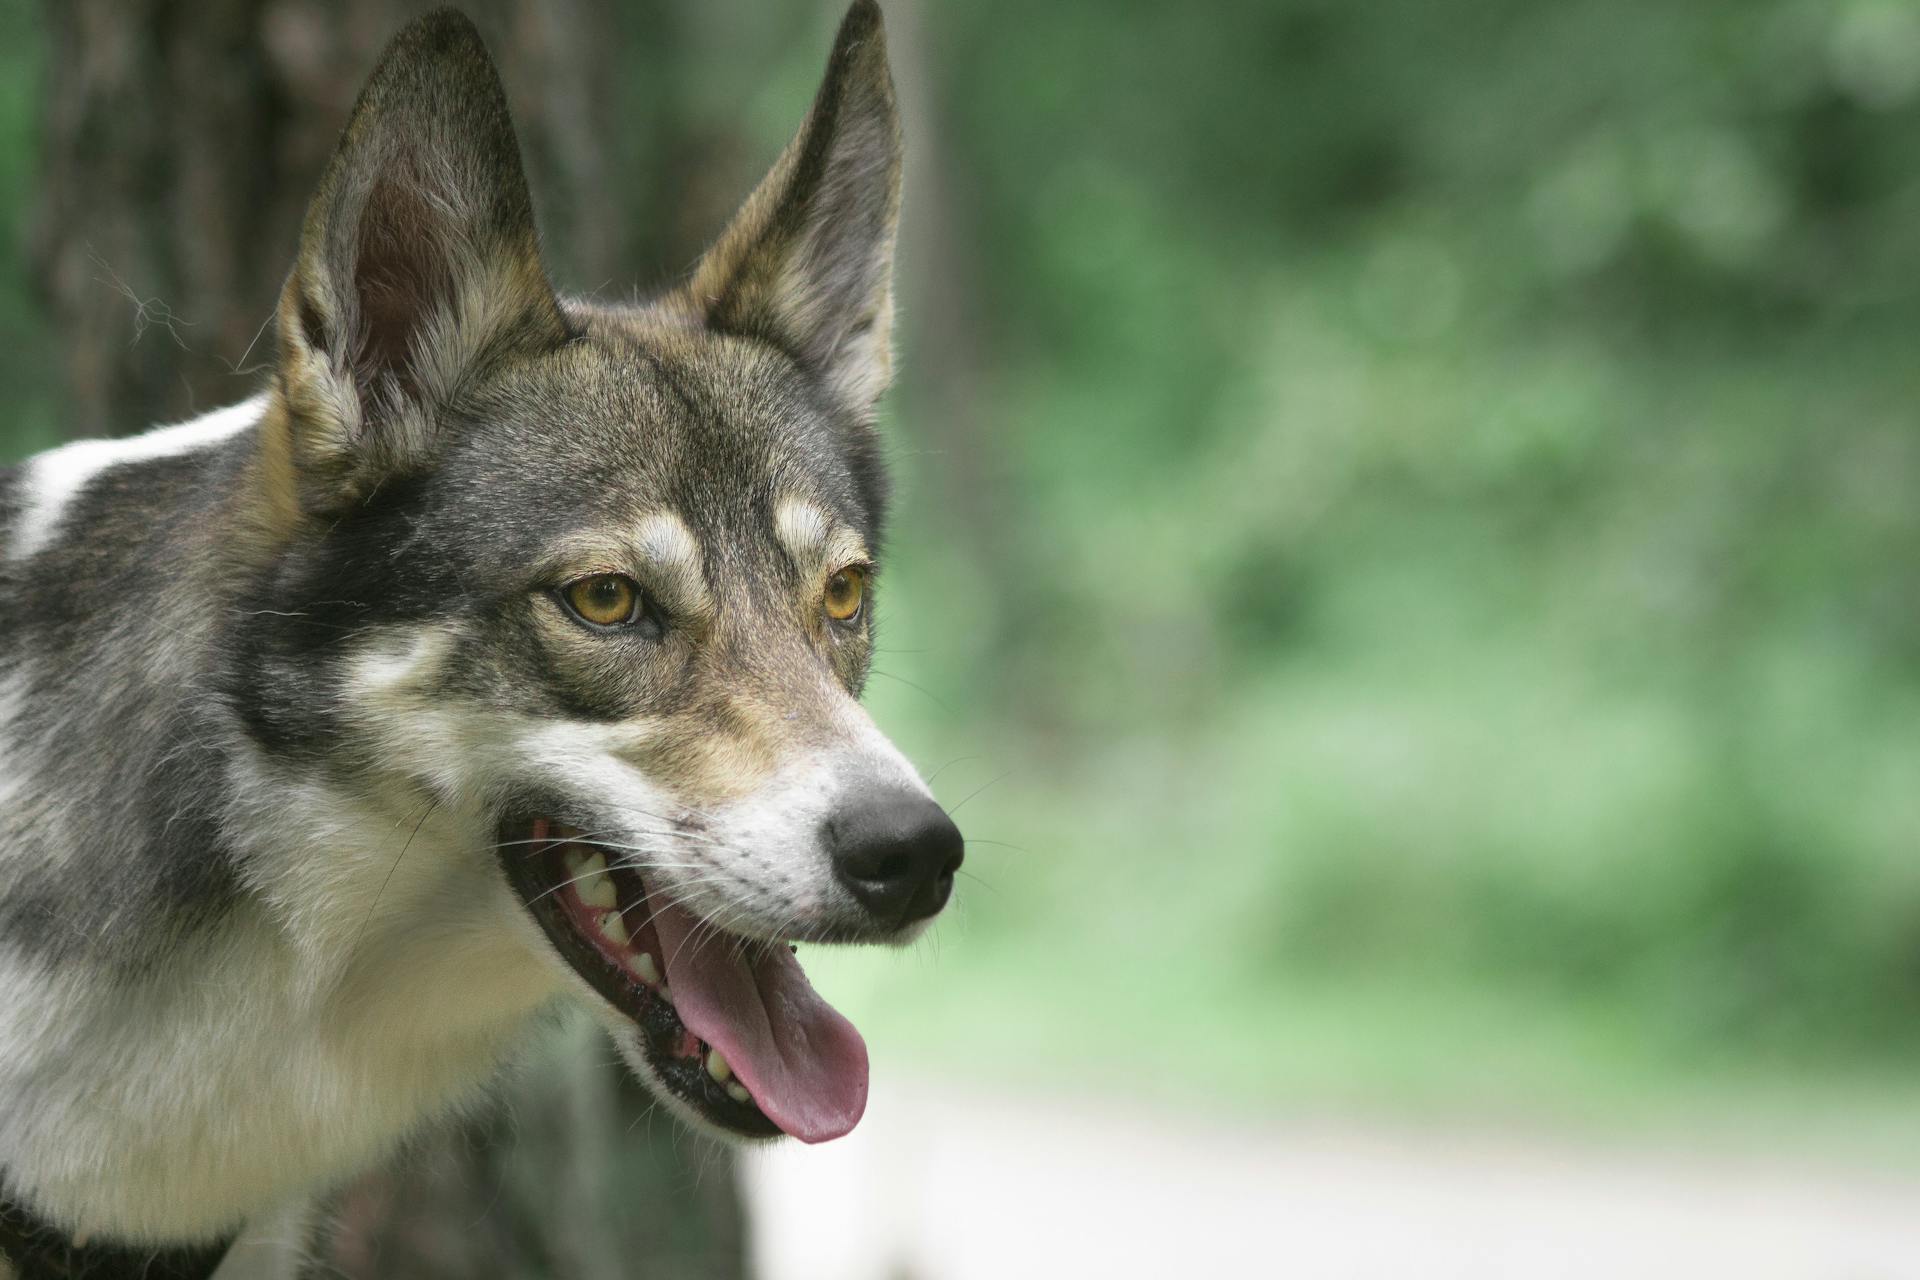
[562,574,643,628]
[824,566,866,623]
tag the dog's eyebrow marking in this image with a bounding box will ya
[775,497,868,575]
[7,395,265,562]
[631,511,709,615]
[548,511,710,619]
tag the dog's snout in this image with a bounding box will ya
[826,787,963,929]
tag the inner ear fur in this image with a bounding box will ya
[679,0,904,412]
[269,8,566,515]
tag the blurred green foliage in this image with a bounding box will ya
[5,0,1920,1120]
[853,0,1920,1112]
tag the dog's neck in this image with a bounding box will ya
[0,765,565,1244]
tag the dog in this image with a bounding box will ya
[0,3,958,1274]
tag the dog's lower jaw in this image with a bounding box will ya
[599,1020,775,1147]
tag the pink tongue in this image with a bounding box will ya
[649,898,868,1142]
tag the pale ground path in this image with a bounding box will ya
[740,1074,1920,1280]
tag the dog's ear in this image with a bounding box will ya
[682,0,903,411]
[269,8,566,512]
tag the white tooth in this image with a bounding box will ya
[659,984,672,1005]
[726,1082,751,1104]
[629,952,661,986]
[597,911,630,946]
[577,876,617,910]
[563,849,618,909]
[706,1049,732,1084]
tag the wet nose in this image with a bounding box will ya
[827,786,964,928]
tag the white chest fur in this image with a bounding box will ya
[0,780,563,1243]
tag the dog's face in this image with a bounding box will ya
[231,3,956,1144]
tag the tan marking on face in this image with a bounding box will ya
[644,712,786,802]
[621,637,851,807]
[775,496,870,578]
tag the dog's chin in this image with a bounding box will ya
[497,816,870,1144]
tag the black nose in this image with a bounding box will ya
[827,787,964,928]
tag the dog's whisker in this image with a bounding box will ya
[866,667,954,714]
[953,868,1004,899]
[921,754,985,787]
[962,837,1034,856]
[523,860,726,908]
[490,830,667,853]
[345,797,443,954]
[944,769,1012,818]
[663,897,749,974]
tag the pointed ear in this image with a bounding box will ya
[272,9,566,510]
[683,0,903,410]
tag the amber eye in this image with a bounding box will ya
[824,565,867,623]
[562,574,642,628]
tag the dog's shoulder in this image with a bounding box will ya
[0,397,270,971]
[1,397,264,569]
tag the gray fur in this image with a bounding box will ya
[0,0,931,1256]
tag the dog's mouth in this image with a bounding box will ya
[500,817,868,1142]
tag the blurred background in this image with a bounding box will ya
[6,0,1920,1275]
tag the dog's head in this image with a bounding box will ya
[234,3,955,1143]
